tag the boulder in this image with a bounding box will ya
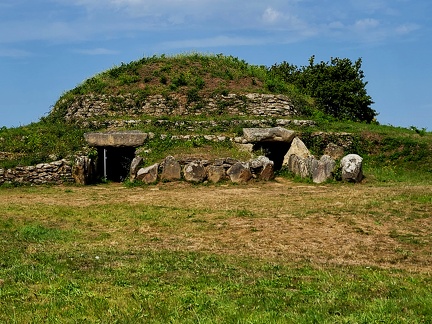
[287,155,317,178]
[243,127,295,143]
[227,162,252,184]
[136,163,159,184]
[282,137,311,166]
[341,154,363,183]
[249,156,274,180]
[183,161,207,183]
[160,156,181,181]
[72,156,94,185]
[129,156,143,181]
[207,165,227,183]
[313,155,336,184]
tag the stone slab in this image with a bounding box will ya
[84,131,147,147]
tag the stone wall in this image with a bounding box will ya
[0,160,74,185]
[60,93,298,124]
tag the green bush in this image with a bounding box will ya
[271,56,376,123]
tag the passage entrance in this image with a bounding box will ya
[97,147,136,182]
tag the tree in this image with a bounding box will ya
[270,56,377,123]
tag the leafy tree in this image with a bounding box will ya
[271,56,377,123]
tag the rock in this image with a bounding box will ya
[84,131,148,147]
[287,155,317,178]
[207,165,227,183]
[249,156,274,180]
[227,162,252,184]
[129,156,143,181]
[243,127,295,143]
[324,143,345,160]
[160,156,181,181]
[183,161,207,183]
[136,163,159,184]
[341,154,363,183]
[313,155,336,184]
[282,137,311,166]
[72,156,94,185]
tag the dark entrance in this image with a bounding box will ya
[253,141,291,171]
[97,147,136,182]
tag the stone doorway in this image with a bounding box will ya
[84,131,148,183]
[97,147,136,182]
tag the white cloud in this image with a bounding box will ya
[395,23,420,35]
[354,18,380,30]
[262,7,282,24]
[74,48,119,55]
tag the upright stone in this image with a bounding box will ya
[341,154,363,183]
[136,163,159,184]
[72,156,94,185]
[160,156,181,181]
[313,155,336,184]
[282,137,311,166]
[129,156,143,181]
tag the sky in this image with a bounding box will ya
[0,0,431,130]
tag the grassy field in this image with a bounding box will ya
[1,178,431,323]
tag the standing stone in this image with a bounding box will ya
[341,154,363,183]
[160,156,181,181]
[183,161,207,183]
[72,156,94,185]
[282,137,311,166]
[207,165,227,183]
[313,155,336,184]
[129,156,143,181]
[227,162,252,184]
[136,163,159,184]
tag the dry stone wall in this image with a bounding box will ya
[61,93,298,124]
[0,160,74,185]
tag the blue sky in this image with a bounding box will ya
[1,0,431,129]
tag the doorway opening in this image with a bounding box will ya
[252,141,291,171]
[96,146,136,182]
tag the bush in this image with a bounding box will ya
[271,56,377,123]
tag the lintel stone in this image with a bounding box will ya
[84,131,147,147]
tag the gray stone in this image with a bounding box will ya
[227,162,252,184]
[129,156,143,181]
[136,163,159,184]
[243,127,295,143]
[287,154,317,178]
[183,161,207,183]
[72,156,94,185]
[341,154,363,183]
[313,155,336,184]
[282,137,311,167]
[249,156,274,181]
[84,131,147,147]
[207,165,227,183]
[160,156,181,181]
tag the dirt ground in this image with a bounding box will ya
[3,178,432,273]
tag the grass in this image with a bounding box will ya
[0,180,431,322]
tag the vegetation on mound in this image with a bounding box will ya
[0,53,430,184]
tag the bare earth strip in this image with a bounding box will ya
[2,178,431,273]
